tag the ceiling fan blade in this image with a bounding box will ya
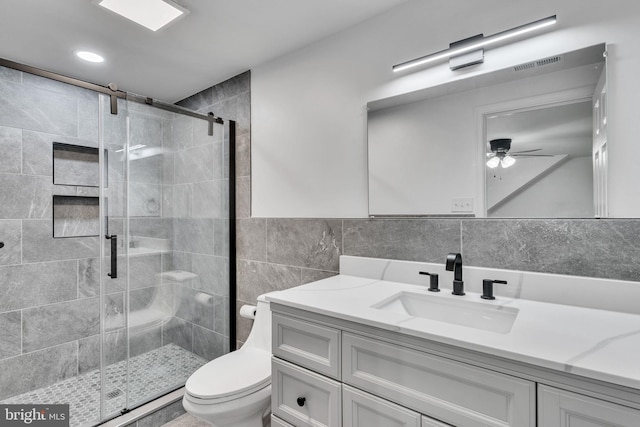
[510,148,542,154]
[512,154,555,157]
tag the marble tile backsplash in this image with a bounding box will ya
[239,216,640,282]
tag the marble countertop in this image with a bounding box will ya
[266,257,640,391]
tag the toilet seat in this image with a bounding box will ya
[185,347,271,403]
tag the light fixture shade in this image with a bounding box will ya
[501,155,516,168]
[486,156,500,169]
[98,0,187,31]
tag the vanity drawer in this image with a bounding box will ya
[422,416,455,427]
[272,313,341,379]
[538,385,640,426]
[342,332,535,427]
[343,384,421,427]
[272,358,342,427]
[271,415,295,427]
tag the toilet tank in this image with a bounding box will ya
[241,293,272,352]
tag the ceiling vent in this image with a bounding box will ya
[514,55,563,72]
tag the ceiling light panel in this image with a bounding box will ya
[98,0,188,32]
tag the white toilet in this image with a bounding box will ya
[183,294,273,427]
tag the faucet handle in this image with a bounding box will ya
[419,271,440,292]
[481,279,508,300]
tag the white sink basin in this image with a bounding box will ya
[372,291,519,334]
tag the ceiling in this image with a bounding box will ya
[0,0,407,103]
[487,100,594,157]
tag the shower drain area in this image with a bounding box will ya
[1,344,207,427]
[105,389,123,400]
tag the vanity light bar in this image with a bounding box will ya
[392,15,557,73]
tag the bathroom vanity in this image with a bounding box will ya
[267,256,640,427]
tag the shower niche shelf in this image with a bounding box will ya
[53,142,99,187]
[52,195,99,238]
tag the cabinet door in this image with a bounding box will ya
[539,385,640,426]
[343,384,421,427]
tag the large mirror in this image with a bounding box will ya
[367,43,607,218]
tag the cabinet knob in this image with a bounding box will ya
[297,397,306,407]
[0,242,4,249]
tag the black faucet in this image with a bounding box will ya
[446,253,465,295]
[481,279,508,300]
[419,271,440,292]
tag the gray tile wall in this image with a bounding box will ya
[0,66,101,400]
[180,70,640,347]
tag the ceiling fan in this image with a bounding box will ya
[486,138,553,168]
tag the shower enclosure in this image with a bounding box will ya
[0,59,235,426]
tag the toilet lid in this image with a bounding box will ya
[185,348,271,400]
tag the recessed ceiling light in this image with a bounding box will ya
[76,51,105,63]
[98,0,188,32]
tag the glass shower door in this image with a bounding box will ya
[100,96,228,418]
[123,101,227,409]
[0,59,231,427]
[100,94,131,420]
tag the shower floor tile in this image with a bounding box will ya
[1,343,207,427]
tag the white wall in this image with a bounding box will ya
[489,156,594,218]
[252,0,640,218]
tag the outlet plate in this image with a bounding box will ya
[452,198,473,212]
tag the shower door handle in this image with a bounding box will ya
[106,234,118,279]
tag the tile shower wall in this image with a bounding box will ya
[178,71,640,347]
[0,66,101,400]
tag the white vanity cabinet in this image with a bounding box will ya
[270,306,640,427]
[271,310,533,426]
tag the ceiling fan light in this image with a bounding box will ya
[486,156,501,168]
[501,155,516,168]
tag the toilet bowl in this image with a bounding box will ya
[183,293,273,427]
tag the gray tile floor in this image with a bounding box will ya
[162,414,211,427]
[1,344,207,427]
